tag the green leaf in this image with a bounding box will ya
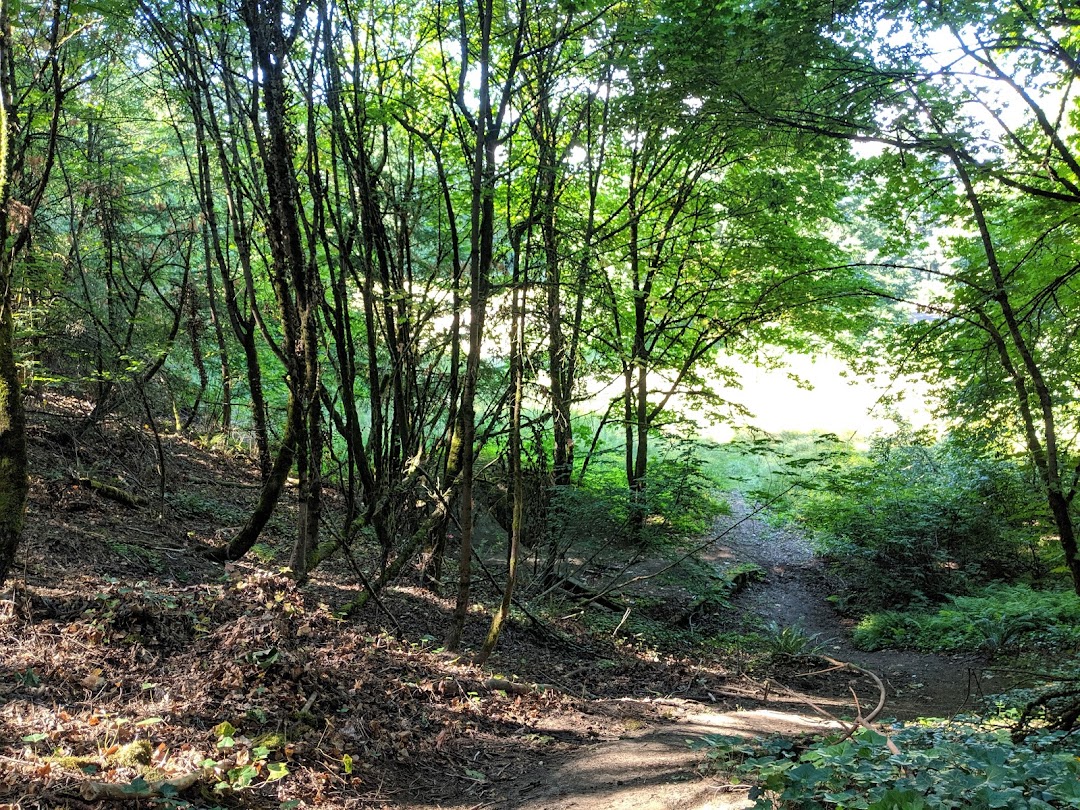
[213,720,236,738]
[121,776,151,795]
[228,764,258,788]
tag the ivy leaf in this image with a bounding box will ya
[213,720,236,738]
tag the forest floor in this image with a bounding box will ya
[0,401,999,809]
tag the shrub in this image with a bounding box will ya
[558,424,725,550]
[760,621,827,660]
[852,584,1080,653]
[793,432,1043,610]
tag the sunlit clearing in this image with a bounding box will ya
[701,353,935,444]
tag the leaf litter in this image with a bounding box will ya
[0,400,986,808]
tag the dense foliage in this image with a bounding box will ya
[0,0,894,648]
[793,433,1047,610]
[1,0,1080,656]
[4,1,1080,806]
[852,584,1080,654]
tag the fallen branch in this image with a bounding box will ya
[822,656,887,724]
[422,677,558,698]
[747,653,896,752]
[71,473,147,508]
[743,672,850,732]
[79,759,233,801]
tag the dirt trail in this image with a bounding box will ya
[709,494,986,720]
[495,496,988,810]
[503,705,838,810]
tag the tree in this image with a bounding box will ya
[0,0,84,583]
[725,0,1080,593]
[139,0,324,572]
[0,0,22,586]
[570,6,876,532]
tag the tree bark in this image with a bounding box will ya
[0,0,37,584]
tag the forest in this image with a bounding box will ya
[1,0,1080,806]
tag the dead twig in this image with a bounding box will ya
[822,656,887,724]
[746,653,897,753]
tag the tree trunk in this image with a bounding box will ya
[0,276,27,586]
[477,238,526,664]
[446,0,497,650]
[209,392,299,562]
[0,0,37,584]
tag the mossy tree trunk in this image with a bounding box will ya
[0,0,18,585]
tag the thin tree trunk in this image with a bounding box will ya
[447,0,495,650]
[477,242,526,664]
[952,149,1080,595]
[201,225,231,431]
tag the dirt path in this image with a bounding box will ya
[491,496,988,810]
[502,704,838,810]
[709,494,986,720]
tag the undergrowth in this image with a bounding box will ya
[717,428,1056,612]
[701,719,1080,809]
[852,584,1080,654]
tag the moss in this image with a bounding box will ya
[113,740,153,767]
[253,731,287,750]
[290,710,317,727]
[45,753,100,770]
[47,740,155,773]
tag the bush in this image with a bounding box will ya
[558,422,725,550]
[642,427,727,539]
[792,432,1043,610]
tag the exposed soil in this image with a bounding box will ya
[0,401,1002,809]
